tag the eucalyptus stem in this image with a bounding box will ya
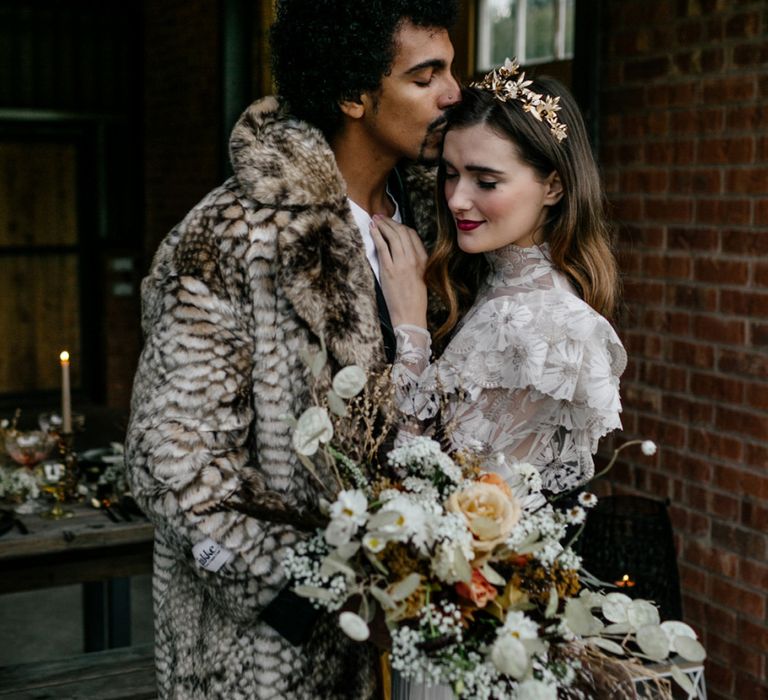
[550,440,645,503]
[591,440,644,482]
[555,519,588,560]
[323,444,345,491]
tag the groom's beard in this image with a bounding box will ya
[415,115,449,166]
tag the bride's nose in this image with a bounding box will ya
[447,180,471,215]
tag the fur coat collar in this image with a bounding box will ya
[229,95,436,373]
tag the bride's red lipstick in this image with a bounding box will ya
[456,219,483,231]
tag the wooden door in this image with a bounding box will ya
[0,140,82,394]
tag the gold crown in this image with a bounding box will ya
[470,58,568,143]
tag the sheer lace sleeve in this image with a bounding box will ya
[392,325,432,441]
[392,288,626,493]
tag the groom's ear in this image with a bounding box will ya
[339,96,365,120]
[544,171,564,206]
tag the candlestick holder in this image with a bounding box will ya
[57,432,80,502]
[39,432,78,520]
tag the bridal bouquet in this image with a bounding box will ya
[275,348,705,699]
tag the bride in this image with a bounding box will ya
[369,61,626,699]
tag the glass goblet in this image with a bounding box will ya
[38,412,86,435]
[5,431,58,468]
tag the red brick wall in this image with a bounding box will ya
[143,0,222,259]
[599,1,768,697]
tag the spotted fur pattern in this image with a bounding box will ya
[126,96,436,699]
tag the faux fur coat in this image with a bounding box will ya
[125,96,436,699]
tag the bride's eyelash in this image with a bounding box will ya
[478,181,497,190]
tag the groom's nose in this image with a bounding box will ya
[438,74,461,109]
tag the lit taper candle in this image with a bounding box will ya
[59,351,72,433]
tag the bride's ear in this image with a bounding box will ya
[544,172,564,206]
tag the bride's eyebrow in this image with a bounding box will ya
[442,157,504,176]
[466,164,504,175]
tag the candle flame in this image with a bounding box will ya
[622,574,630,583]
[60,351,70,363]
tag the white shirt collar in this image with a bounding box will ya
[347,191,402,283]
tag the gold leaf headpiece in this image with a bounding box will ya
[470,58,568,143]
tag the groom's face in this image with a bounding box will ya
[360,20,460,165]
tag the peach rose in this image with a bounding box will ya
[446,478,522,560]
[478,471,514,499]
[455,568,498,608]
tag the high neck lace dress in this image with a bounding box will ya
[390,243,627,700]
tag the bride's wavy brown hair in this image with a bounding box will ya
[427,79,620,346]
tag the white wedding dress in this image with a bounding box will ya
[390,242,627,699]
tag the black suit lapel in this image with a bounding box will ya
[374,275,396,364]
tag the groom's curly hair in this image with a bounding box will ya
[270,0,457,139]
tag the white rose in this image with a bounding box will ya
[432,540,473,584]
[490,635,529,679]
[641,440,657,456]
[292,407,333,456]
[332,365,367,399]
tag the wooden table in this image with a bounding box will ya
[0,643,156,699]
[0,501,153,651]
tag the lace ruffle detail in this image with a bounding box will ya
[407,288,625,448]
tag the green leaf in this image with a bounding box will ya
[370,586,397,610]
[586,636,625,655]
[319,556,357,581]
[293,585,336,601]
[390,573,421,601]
[311,348,327,378]
[670,665,696,695]
[326,390,348,417]
[545,586,559,618]
[674,636,706,663]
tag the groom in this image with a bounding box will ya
[125,1,459,698]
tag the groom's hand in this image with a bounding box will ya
[370,215,428,329]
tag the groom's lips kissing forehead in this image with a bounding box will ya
[456,219,483,231]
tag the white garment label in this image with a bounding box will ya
[192,537,234,572]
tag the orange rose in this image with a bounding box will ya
[455,568,498,608]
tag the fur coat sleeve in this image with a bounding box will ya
[125,188,310,624]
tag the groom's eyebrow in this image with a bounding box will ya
[403,58,448,75]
